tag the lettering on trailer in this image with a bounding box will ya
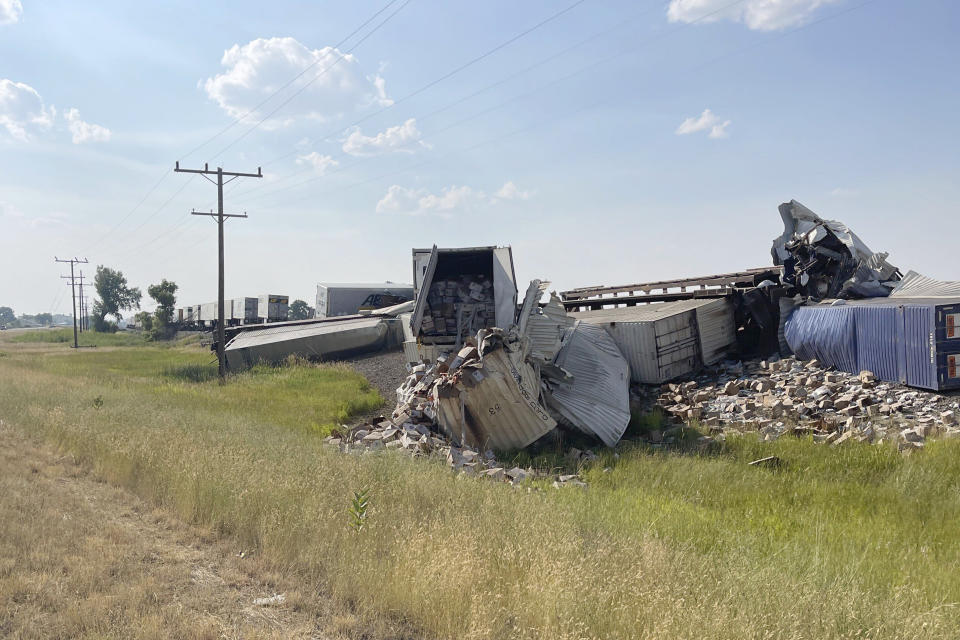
[947,313,959,339]
[507,359,555,424]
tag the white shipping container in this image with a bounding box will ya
[257,294,289,322]
[572,298,736,384]
[231,297,258,322]
[410,245,517,341]
[316,283,413,319]
[199,302,217,325]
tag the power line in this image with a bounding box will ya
[81,1,407,259]
[55,256,88,348]
[240,0,748,207]
[209,0,414,161]
[254,0,880,212]
[229,2,659,202]
[240,0,596,183]
[178,0,404,163]
[174,162,263,380]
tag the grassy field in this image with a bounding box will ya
[1,332,959,639]
[7,327,149,347]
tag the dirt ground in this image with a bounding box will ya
[0,424,410,640]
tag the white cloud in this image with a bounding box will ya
[295,151,338,175]
[0,79,54,141]
[203,37,391,127]
[342,118,430,156]
[376,184,483,216]
[675,108,731,139]
[667,0,840,31]
[0,0,22,25]
[494,181,532,201]
[64,108,111,144]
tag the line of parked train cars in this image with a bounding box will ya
[175,294,289,328]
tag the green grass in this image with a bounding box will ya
[9,327,147,347]
[1,335,959,639]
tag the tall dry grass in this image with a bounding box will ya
[1,338,959,639]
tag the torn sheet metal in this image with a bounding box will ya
[890,271,960,299]
[771,200,901,300]
[542,322,631,447]
[431,329,556,450]
[224,317,389,369]
[518,280,575,364]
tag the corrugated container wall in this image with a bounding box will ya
[572,298,736,384]
[785,298,960,391]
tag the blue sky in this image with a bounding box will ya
[1,0,958,316]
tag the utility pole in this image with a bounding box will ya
[76,270,85,333]
[174,161,262,380]
[55,257,88,348]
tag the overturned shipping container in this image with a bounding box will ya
[224,317,396,369]
[785,297,960,391]
[572,298,737,384]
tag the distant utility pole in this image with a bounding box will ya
[76,270,85,333]
[174,161,262,380]
[55,256,88,348]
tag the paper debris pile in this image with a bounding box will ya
[323,416,596,488]
[650,356,960,451]
[421,275,496,338]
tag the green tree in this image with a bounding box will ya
[133,311,154,331]
[148,279,178,326]
[92,266,141,331]
[0,306,14,325]
[35,312,53,326]
[288,299,314,320]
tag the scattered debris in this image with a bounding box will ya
[748,456,781,468]
[772,199,901,300]
[252,594,286,607]
[323,417,593,488]
[650,356,960,448]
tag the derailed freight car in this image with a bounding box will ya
[571,298,737,384]
[785,297,960,391]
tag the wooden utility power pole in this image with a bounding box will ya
[76,270,85,333]
[55,257,88,348]
[174,162,262,380]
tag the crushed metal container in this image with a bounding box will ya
[541,322,631,447]
[771,199,900,299]
[572,298,736,384]
[432,328,556,450]
[785,297,960,391]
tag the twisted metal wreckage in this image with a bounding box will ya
[219,200,960,451]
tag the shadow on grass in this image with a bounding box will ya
[162,363,218,383]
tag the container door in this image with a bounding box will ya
[410,245,438,337]
[492,247,518,329]
[412,249,433,294]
